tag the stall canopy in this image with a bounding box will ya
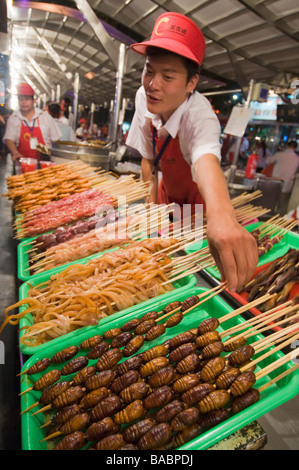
[5,0,299,106]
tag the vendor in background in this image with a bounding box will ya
[256,140,272,172]
[126,12,258,293]
[3,83,61,161]
[76,118,90,141]
[265,140,299,215]
[48,102,76,142]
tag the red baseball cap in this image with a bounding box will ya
[130,12,206,66]
[17,83,34,96]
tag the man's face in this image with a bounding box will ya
[18,95,34,114]
[142,53,198,123]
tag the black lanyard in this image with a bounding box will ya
[152,127,172,175]
[23,117,37,134]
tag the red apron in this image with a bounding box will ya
[153,128,205,210]
[18,118,45,159]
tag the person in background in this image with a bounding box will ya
[256,140,272,172]
[228,133,250,168]
[0,103,12,157]
[266,140,299,215]
[76,118,90,141]
[48,102,76,142]
[126,12,258,293]
[3,83,61,161]
[60,95,74,128]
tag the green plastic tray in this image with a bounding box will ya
[185,222,299,281]
[20,287,299,451]
[17,268,197,356]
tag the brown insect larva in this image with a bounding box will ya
[120,381,150,404]
[142,344,169,362]
[155,399,185,424]
[172,374,200,394]
[95,433,125,450]
[114,399,145,425]
[173,423,201,448]
[79,387,110,410]
[176,353,201,374]
[165,331,195,351]
[53,386,85,409]
[103,327,122,340]
[87,341,109,360]
[123,418,156,443]
[200,341,224,360]
[33,369,61,391]
[135,319,157,335]
[180,295,199,312]
[200,356,226,383]
[162,301,181,314]
[143,385,173,410]
[118,444,138,450]
[145,324,166,341]
[168,342,196,363]
[116,355,144,375]
[58,412,90,435]
[111,331,133,349]
[121,318,142,331]
[165,312,184,328]
[22,358,50,376]
[228,345,255,366]
[110,370,140,394]
[52,404,81,425]
[60,356,89,377]
[84,369,116,390]
[96,348,122,371]
[123,335,144,357]
[72,366,96,386]
[90,395,123,422]
[198,389,230,414]
[51,346,79,364]
[195,331,221,349]
[53,431,86,450]
[223,336,247,352]
[170,407,200,432]
[231,388,260,414]
[39,381,71,405]
[199,408,230,430]
[182,383,215,406]
[148,366,175,388]
[80,335,103,350]
[85,417,114,442]
[141,310,160,321]
[197,318,220,336]
[215,367,241,390]
[137,423,172,450]
[140,356,169,378]
[230,371,256,397]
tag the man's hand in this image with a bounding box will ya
[194,154,258,292]
[206,210,258,292]
[11,151,23,161]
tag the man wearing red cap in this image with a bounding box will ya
[126,12,258,293]
[3,82,61,161]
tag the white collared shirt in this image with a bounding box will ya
[126,86,222,179]
[3,107,62,147]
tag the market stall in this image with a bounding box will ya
[1,161,299,452]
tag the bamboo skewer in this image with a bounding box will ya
[258,363,299,393]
